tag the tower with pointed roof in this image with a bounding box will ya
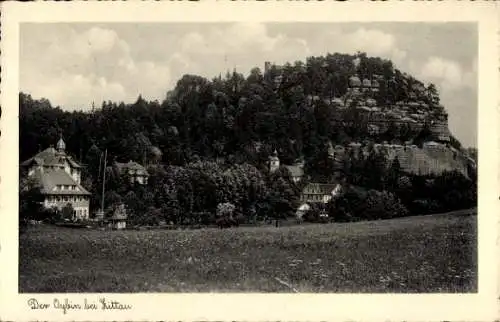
[268,149,280,173]
[56,136,66,153]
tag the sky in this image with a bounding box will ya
[20,22,477,147]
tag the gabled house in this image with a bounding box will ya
[299,183,342,204]
[114,160,149,185]
[296,183,342,220]
[20,137,91,220]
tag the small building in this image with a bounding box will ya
[20,137,91,220]
[107,203,128,230]
[296,203,311,219]
[114,160,149,185]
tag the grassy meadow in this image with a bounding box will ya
[19,211,477,293]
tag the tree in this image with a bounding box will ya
[216,202,237,228]
[19,175,45,223]
[387,157,401,190]
[267,170,300,219]
[62,203,74,221]
[426,83,440,105]
[362,149,388,189]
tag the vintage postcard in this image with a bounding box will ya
[1,1,498,321]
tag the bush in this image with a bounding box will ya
[42,207,62,224]
[303,203,329,223]
[330,186,367,222]
[363,190,409,220]
[403,171,477,215]
[62,203,75,221]
[216,202,238,228]
[410,199,442,215]
[331,186,408,222]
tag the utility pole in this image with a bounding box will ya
[101,149,107,213]
[97,152,103,182]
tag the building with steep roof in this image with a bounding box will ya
[20,137,91,220]
[114,160,149,185]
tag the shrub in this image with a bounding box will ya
[330,186,367,222]
[42,207,62,224]
[331,186,408,222]
[216,202,237,228]
[363,190,409,220]
[303,203,329,223]
[62,203,74,221]
[410,199,442,215]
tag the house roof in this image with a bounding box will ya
[110,213,128,220]
[297,203,311,211]
[302,183,340,195]
[284,165,304,178]
[115,161,149,176]
[32,168,90,195]
[349,76,361,87]
[21,147,82,168]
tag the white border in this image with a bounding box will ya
[1,2,498,321]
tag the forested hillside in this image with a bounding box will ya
[19,52,476,225]
[20,52,454,164]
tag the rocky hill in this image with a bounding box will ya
[262,53,475,178]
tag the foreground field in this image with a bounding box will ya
[19,212,477,293]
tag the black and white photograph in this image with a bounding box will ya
[17,20,479,293]
[1,2,498,321]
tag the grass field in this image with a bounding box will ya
[19,211,477,293]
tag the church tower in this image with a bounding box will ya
[268,149,280,173]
